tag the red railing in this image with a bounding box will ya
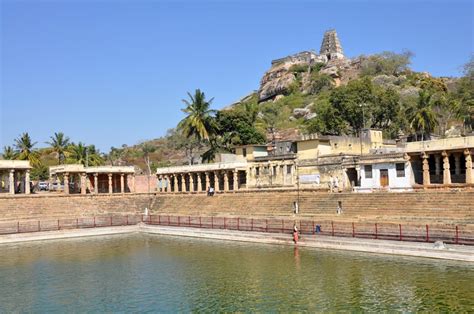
[143,215,474,246]
[0,214,472,246]
[0,215,143,235]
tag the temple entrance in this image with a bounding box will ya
[346,168,359,187]
[380,169,389,187]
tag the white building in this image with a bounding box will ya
[358,153,413,192]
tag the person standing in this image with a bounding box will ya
[293,224,299,244]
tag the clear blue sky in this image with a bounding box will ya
[1,0,472,152]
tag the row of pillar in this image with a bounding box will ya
[421,149,473,186]
[158,170,240,193]
[61,172,135,195]
[1,169,30,195]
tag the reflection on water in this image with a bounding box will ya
[0,234,472,312]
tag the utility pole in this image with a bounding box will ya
[85,147,89,167]
[359,103,366,156]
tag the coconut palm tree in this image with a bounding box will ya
[178,89,216,141]
[406,91,439,141]
[67,143,103,166]
[2,146,16,160]
[14,132,41,166]
[46,132,70,164]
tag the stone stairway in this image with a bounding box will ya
[152,190,474,226]
[0,191,472,228]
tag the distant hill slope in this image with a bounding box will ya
[27,31,472,175]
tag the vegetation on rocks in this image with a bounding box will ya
[2,52,473,176]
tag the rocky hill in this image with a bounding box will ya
[124,29,471,167]
[12,30,471,177]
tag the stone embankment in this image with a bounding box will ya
[0,190,473,226]
[0,224,472,262]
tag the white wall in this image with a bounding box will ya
[360,162,413,190]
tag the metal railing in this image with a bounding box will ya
[0,215,472,246]
[143,215,474,245]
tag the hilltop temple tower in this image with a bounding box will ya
[319,29,344,60]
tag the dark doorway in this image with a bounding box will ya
[346,168,359,187]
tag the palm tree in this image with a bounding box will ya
[46,132,70,164]
[178,89,216,141]
[67,143,103,166]
[406,91,439,141]
[14,132,41,166]
[85,145,104,166]
[67,142,87,165]
[2,146,16,160]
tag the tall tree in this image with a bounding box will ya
[406,91,439,140]
[107,146,125,166]
[67,143,103,166]
[2,146,16,160]
[14,132,41,166]
[46,132,70,164]
[452,56,474,132]
[140,143,156,175]
[178,89,216,141]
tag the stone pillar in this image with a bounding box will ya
[246,169,250,189]
[181,174,186,192]
[25,170,30,194]
[86,174,91,192]
[454,153,461,176]
[189,174,194,192]
[174,175,179,193]
[81,173,87,195]
[214,171,220,192]
[158,175,162,192]
[283,164,287,186]
[442,151,451,185]
[131,174,136,193]
[434,154,441,176]
[9,170,14,194]
[224,172,229,191]
[164,175,170,193]
[233,171,239,191]
[94,173,99,194]
[64,172,70,194]
[205,172,210,191]
[422,153,430,187]
[108,173,113,194]
[197,174,202,192]
[465,149,473,184]
[120,174,125,194]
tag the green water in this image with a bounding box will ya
[0,234,472,312]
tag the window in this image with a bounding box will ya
[364,165,373,179]
[255,167,260,176]
[273,166,277,177]
[287,165,292,174]
[396,163,405,177]
[242,148,247,157]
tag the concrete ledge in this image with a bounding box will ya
[0,226,139,244]
[1,225,472,262]
[140,226,474,262]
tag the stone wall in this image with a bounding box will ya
[0,190,473,225]
[134,175,157,193]
[0,193,154,221]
